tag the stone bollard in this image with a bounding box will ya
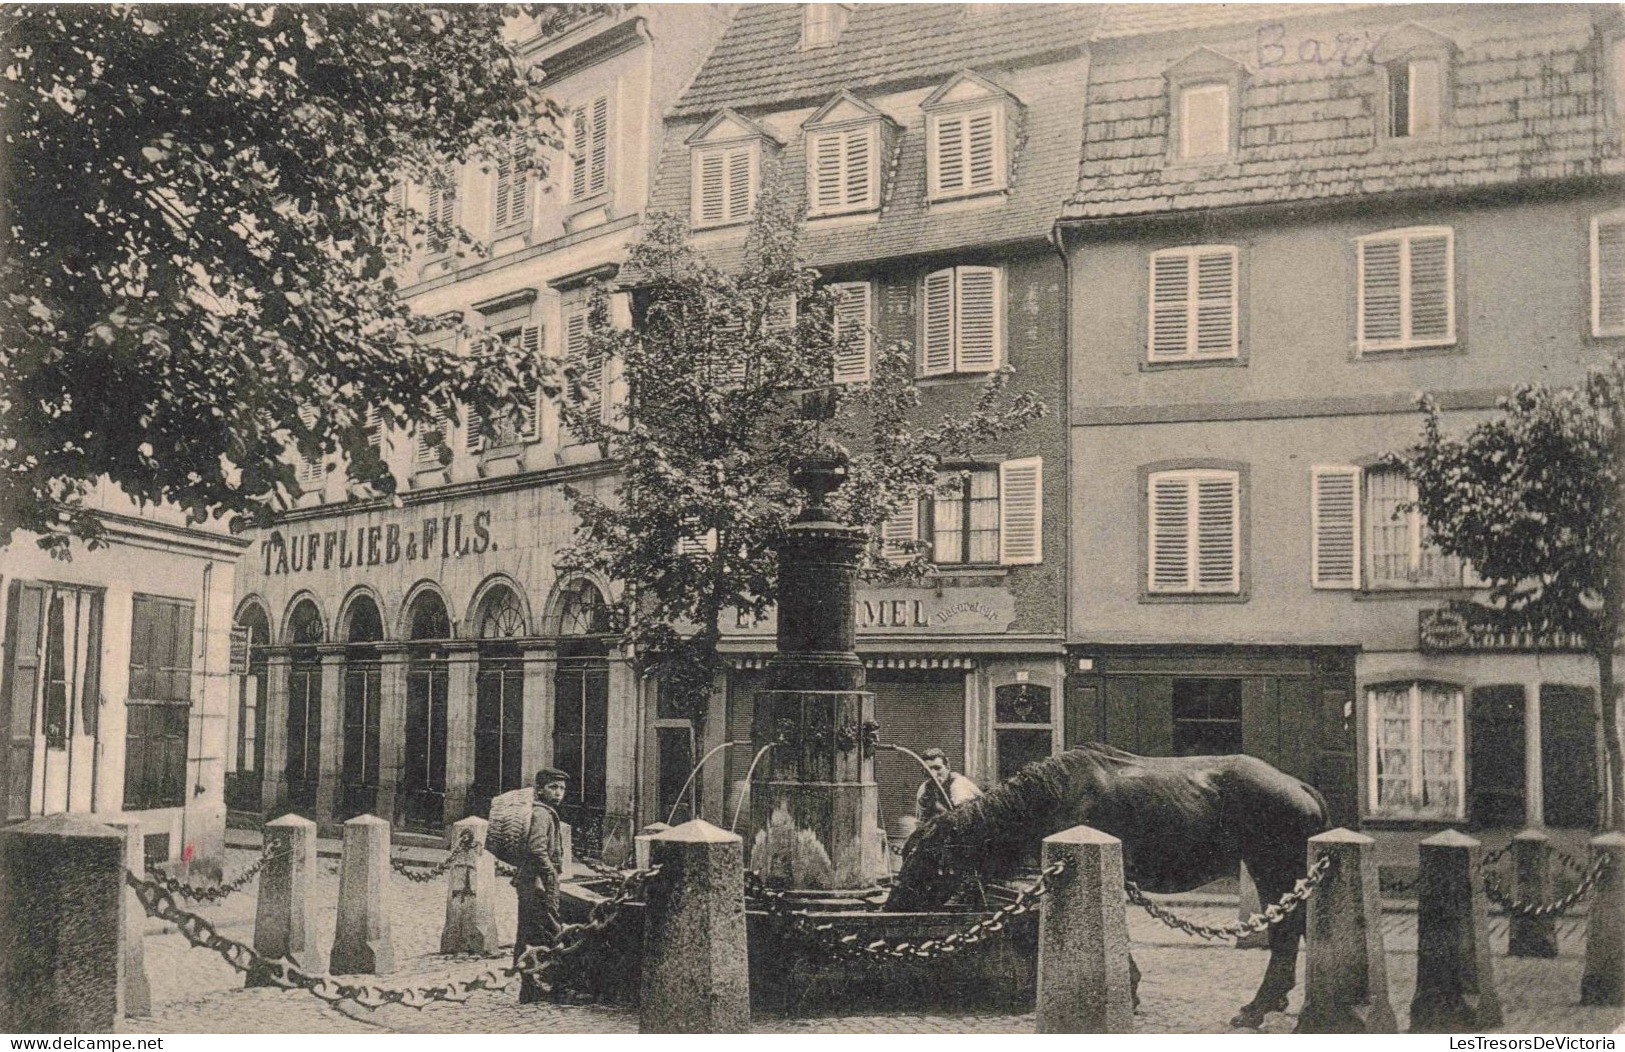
[0,815,126,1031]
[1036,825,1133,1033]
[1580,832,1625,1006]
[102,817,153,1017]
[441,817,498,954]
[639,820,748,1033]
[250,814,319,987]
[330,814,395,975]
[1409,830,1501,1032]
[1295,828,1396,1034]
[1508,828,1558,958]
[1235,861,1269,950]
[635,821,671,872]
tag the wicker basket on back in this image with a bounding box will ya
[486,787,535,868]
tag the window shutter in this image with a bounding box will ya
[812,132,843,214]
[675,528,719,558]
[465,403,484,455]
[1311,465,1361,589]
[571,105,589,199]
[1195,474,1239,592]
[573,97,610,199]
[494,151,513,229]
[1195,249,1237,357]
[933,113,967,195]
[1360,237,1404,345]
[955,266,1001,371]
[364,406,384,453]
[1149,252,1191,360]
[696,150,726,226]
[967,109,997,189]
[880,501,919,562]
[921,269,955,376]
[564,310,601,424]
[416,404,449,466]
[508,136,529,226]
[426,165,455,254]
[517,323,542,439]
[726,146,753,222]
[589,96,609,196]
[1594,215,1625,336]
[1149,474,1191,592]
[844,126,872,208]
[832,282,872,383]
[1408,233,1451,341]
[998,457,1042,565]
[295,406,323,488]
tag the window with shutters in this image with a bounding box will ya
[563,303,615,430]
[830,281,872,383]
[879,500,920,563]
[570,96,611,202]
[1368,680,1464,820]
[1592,213,1625,338]
[922,458,1042,567]
[415,404,451,468]
[425,164,457,256]
[1357,226,1454,353]
[927,105,1005,202]
[125,594,195,812]
[1148,246,1239,362]
[807,124,880,217]
[919,266,1002,376]
[1364,465,1462,589]
[492,135,530,233]
[1146,467,1242,597]
[1177,83,1231,160]
[1387,59,1443,139]
[294,406,324,491]
[364,407,384,455]
[691,143,757,230]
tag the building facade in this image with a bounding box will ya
[648,3,1095,839]
[229,7,734,855]
[1059,4,1625,830]
[0,487,248,872]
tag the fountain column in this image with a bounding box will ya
[749,444,883,889]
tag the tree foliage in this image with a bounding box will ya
[557,191,1046,722]
[1,4,593,551]
[1395,361,1624,827]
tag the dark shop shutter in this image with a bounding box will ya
[870,671,965,836]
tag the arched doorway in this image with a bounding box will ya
[340,596,384,820]
[285,599,324,815]
[402,591,450,830]
[472,585,526,818]
[552,580,612,855]
[227,602,270,812]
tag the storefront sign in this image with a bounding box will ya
[734,587,1017,636]
[229,626,252,675]
[260,510,495,577]
[1418,607,1586,653]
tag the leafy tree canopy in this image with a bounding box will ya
[1,4,593,552]
[557,188,1046,722]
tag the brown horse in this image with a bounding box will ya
[883,743,1328,1029]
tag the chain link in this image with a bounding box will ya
[125,861,660,1009]
[745,859,1065,962]
[390,830,478,884]
[1126,853,1334,942]
[142,843,285,905]
[1483,850,1610,918]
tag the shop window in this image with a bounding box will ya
[994,683,1052,784]
[1368,680,1464,820]
[285,598,324,814]
[1171,678,1242,756]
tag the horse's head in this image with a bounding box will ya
[882,817,969,911]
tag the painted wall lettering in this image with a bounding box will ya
[259,509,497,576]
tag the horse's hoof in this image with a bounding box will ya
[1230,1008,1266,1029]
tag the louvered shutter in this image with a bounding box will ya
[572,97,610,199]
[385,183,407,263]
[811,131,843,214]
[1594,216,1625,336]
[589,97,609,196]
[1408,232,1451,341]
[956,266,1001,371]
[1195,474,1239,592]
[1360,237,1404,346]
[1149,474,1191,592]
[426,165,455,254]
[1311,466,1361,589]
[675,528,718,558]
[844,126,872,208]
[517,323,542,439]
[296,406,324,488]
[565,310,601,424]
[880,502,919,562]
[572,104,589,199]
[726,146,753,222]
[967,109,997,189]
[465,403,485,455]
[765,296,796,332]
[364,406,383,453]
[832,282,872,383]
[998,457,1042,565]
[495,135,528,229]
[1195,249,1237,357]
[696,150,726,226]
[932,112,967,196]
[921,269,955,376]
[1149,252,1191,360]
[416,404,449,466]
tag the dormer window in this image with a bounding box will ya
[1372,23,1455,143]
[801,4,850,49]
[922,71,1017,203]
[803,91,894,218]
[1165,48,1247,164]
[688,110,779,230]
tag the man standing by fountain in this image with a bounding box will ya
[916,748,982,822]
[514,767,568,1004]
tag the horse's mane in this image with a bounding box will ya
[930,745,1126,853]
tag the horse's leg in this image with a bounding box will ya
[1230,873,1303,1029]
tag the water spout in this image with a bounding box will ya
[730,742,777,833]
[878,742,953,814]
[667,739,752,827]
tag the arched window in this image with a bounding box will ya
[402,591,450,830]
[553,580,611,854]
[285,599,324,814]
[472,585,526,817]
[227,603,270,813]
[340,596,383,820]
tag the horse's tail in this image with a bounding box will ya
[1299,779,1332,833]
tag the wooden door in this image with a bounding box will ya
[1469,685,1526,828]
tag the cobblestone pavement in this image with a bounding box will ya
[119,846,1624,1035]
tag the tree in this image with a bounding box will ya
[557,190,1046,729]
[0,5,594,552]
[1395,361,1624,829]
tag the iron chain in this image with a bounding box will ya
[1126,853,1334,942]
[1483,850,1610,918]
[143,843,284,905]
[745,858,1066,962]
[125,861,660,1010]
[390,829,478,884]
